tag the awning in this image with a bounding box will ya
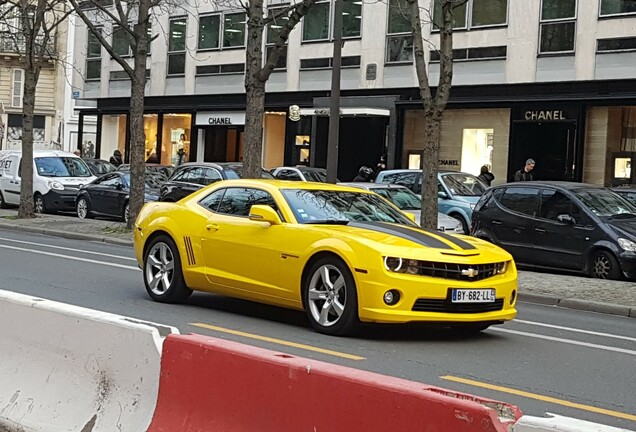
[298,107,390,117]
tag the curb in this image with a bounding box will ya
[518,293,635,319]
[0,222,133,247]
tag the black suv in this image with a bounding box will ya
[471,181,636,280]
[159,162,274,202]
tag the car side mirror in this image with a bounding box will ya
[116,183,124,190]
[557,214,576,225]
[249,205,282,225]
[438,191,448,199]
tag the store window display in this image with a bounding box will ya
[161,113,192,165]
[460,128,494,176]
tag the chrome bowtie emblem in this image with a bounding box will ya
[461,268,479,278]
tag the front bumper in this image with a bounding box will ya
[617,251,636,280]
[43,189,79,211]
[355,265,518,324]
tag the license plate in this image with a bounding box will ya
[451,289,496,303]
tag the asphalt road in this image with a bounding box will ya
[0,228,634,430]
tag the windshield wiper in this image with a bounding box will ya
[306,220,350,225]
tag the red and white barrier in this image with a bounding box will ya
[148,334,522,432]
[0,290,178,432]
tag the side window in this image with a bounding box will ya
[539,190,572,221]
[217,188,276,217]
[277,169,301,181]
[500,187,539,216]
[199,188,226,212]
[186,167,204,183]
[100,174,122,187]
[171,168,190,182]
[201,168,222,186]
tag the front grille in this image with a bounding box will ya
[412,292,504,313]
[411,261,500,282]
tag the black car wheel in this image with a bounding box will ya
[76,197,93,219]
[590,250,621,280]
[143,235,192,303]
[302,256,359,336]
[450,213,469,234]
[34,193,47,214]
[123,202,130,223]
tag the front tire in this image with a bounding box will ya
[590,250,621,280]
[0,191,7,209]
[302,256,359,336]
[76,197,93,219]
[34,193,47,214]
[122,202,130,223]
[143,235,192,303]
[451,213,469,234]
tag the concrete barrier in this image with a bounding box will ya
[513,413,634,432]
[148,334,522,432]
[0,290,178,432]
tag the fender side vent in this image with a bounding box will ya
[184,236,196,266]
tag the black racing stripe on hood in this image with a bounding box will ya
[428,229,476,250]
[348,221,453,250]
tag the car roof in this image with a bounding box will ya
[191,179,374,193]
[493,181,606,191]
[275,166,326,172]
[0,149,79,158]
[339,182,409,191]
[378,169,464,175]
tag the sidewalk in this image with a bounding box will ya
[0,209,634,318]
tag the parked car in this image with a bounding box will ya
[76,171,161,223]
[375,169,488,233]
[117,163,174,181]
[0,150,96,213]
[134,179,517,336]
[271,166,330,182]
[471,181,636,280]
[611,186,636,207]
[84,158,117,177]
[159,162,275,202]
[339,183,464,233]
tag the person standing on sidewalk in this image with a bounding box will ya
[514,158,535,182]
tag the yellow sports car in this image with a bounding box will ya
[134,179,517,336]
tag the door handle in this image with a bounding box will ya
[534,227,546,233]
[206,223,219,232]
[492,220,502,225]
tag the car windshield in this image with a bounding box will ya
[88,160,116,175]
[574,188,636,217]
[441,173,486,196]
[224,166,275,179]
[300,169,327,182]
[370,187,421,210]
[35,157,92,177]
[281,189,416,225]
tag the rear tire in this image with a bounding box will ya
[143,235,192,303]
[122,202,130,223]
[590,250,621,280]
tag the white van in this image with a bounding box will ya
[0,150,97,213]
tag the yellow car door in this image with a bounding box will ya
[201,187,286,301]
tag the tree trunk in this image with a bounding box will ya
[18,67,39,219]
[243,0,265,178]
[127,53,148,228]
[420,109,442,230]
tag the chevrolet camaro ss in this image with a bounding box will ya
[134,179,518,335]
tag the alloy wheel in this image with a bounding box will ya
[34,196,44,213]
[123,203,130,223]
[145,242,175,296]
[77,199,88,219]
[593,255,611,279]
[307,264,347,328]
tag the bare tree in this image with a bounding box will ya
[0,0,72,218]
[242,0,315,178]
[406,0,466,230]
[67,0,160,228]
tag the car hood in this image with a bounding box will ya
[606,217,636,240]
[450,195,480,204]
[308,221,511,262]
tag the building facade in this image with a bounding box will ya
[72,0,636,184]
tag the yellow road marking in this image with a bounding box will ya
[190,323,366,361]
[441,375,636,422]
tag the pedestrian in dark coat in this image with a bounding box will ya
[514,158,535,182]
[109,150,123,167]
[478,165,495,186]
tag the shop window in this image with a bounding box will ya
[460,128,494,177]
[161,113,192,166]
[432,0,507,30]
[407,153,420,169]
[223,13,246,48]
[539,0,576,54]
[11,68,24,108]
[168,17,187,75]
[86,28,102,80]
[302,0,361,42]
[597,37,636,52]
[7,114,45,147]
[600,0,636,16]
[430,46,506,62]
[386,0,412,63]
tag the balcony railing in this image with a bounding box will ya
[0,33,57,56]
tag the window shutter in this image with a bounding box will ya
[11,69,24,108]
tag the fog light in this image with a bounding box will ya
[383,289,400,305]
[510,290,517,305]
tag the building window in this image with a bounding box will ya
[302,0,362,42]
[110,69,151,80]
[600,0,636,16]
[168,17,187,75]
[386,0,412,63]
[433,0,507,29]
[539,0,576,54]
[300,55,361,69]
[597,36,636,52]
[112,26,130,56]
[429,46,507,62]
[198,12,245,50]
[11,68,24,108]
[265,6,289,69]
[196,63,245,75]
[86,29,102,80]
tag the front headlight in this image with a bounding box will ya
[618,238,636,252]
[495,261,508,274]
[384,257,419,274]
[48,181,64,191]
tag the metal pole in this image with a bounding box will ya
[326,0,343,183]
